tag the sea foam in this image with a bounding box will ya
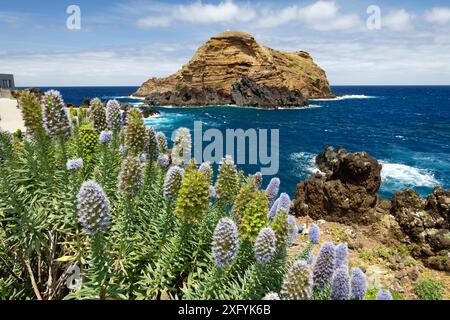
[310,95,375,101]
[380,161,439,189]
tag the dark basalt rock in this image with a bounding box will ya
[138,106,160,118]
[144,77,307,109]
[390,187,450,271]
[230,77,307,108]
[145,86,231,107]
[292,146,382,224]
[293,146,449,272]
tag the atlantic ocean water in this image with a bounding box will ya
[36,86,450,199]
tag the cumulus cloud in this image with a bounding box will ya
[173,0,256,24]
[382,9,414,31]
[424,7,450,25]
[135,0,362,31]
[135,0,256,28]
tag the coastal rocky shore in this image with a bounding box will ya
[292,146,450,272]
[135,31,333,108]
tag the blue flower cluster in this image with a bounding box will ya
[99,130,113,145]
[67,158,83,171]
[211,218,239,269]
[265,177,280,208]
[77,180,110,236]
[254,227,276,264]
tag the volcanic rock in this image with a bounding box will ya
[390,187,450,271]
[135,31,333,107]
[292,147,382,224]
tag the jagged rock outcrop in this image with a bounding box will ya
[135,31,333,108]
[292,147,382,224]
[292,146,449,272]
[390,187,450,271]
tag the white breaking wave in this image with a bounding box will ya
[310,95,376,101]
[289,152,324,176]
[278,104,322,110]
[380,161,440,188]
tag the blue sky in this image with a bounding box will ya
[1,0,450,86]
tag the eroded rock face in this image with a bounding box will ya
[231,77,306,108]
[135,31,333,107]
[292,147,382,224]
[390,187,450,271]
[143,77,306,108]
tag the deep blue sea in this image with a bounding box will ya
[35,86,450,199]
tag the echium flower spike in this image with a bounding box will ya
[118,156,143,198]
[79,124,98,164]
[265,177,280,208]
[335,243,348,270]
[211,218,239,269]
[174,161,210,223]
[270,208,289,251]
[99,130,113,145]
[77,181,110,235]
[377,289,393,300]
[312,242,336,292]
[254,227,276,264]
[163,166,184,200]
[90,98,107,133]
[268,198,280,221]
[308,224,320,244]
[199,161,213,180]
[125,108,146,156]
[215,155,239,206]
[18,90,44,136]
[232,180,268,241]
[106,99,122,131]
[41,90,71,137]
[350,268,367,300]
[277,193,291,215]
[171,127,192,166]
[331,267,350,300]
[67,158,83,171]
[156,132,167,154]
[146,127,159,161]
[281,260,312,300]
[253,172,263,189]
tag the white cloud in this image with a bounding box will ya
[174,0,256,24]
[256,1,362,30]
[382,9,414,31]
[137,16,172,28]
[136,0,256,28]
[135,1,361,31]
[1,44,193,86]
[309,13,362,31]
[425,7,450,25]
[301,0,339,20]
[262,33,450,85]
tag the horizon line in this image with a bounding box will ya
[14,84,450,88]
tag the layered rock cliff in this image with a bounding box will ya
[134,31,333,108]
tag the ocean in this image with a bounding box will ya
[34,85,450,199]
